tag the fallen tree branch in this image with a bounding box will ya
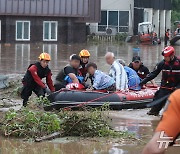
[35,132,61,142]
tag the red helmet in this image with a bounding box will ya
[162,46,175,57]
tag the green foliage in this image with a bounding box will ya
[172,0,180,11]
[1,109,61,138]
[36,96,50,106]
[115,33,128,42]
[172,11,180,23]
[172,0,180,22]
[0,106,134,140]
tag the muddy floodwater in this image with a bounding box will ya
[0,42,180,154]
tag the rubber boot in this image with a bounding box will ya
[23,100,28,107]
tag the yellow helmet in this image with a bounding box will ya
[39,53,51,61]
[79,49,90,58]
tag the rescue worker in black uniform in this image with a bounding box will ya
[21,53,55,107]
[55,54,83,91]
[140,46,180,116]
[129,56,157,86]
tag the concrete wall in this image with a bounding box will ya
[165,10,171,31]
[101,0,133,10]
[0,16,86,43]
[144,8,153,23]
[160,10,166,38]
[152,10,160,35]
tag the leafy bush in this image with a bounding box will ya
[115,33,128,41]
[0,106,134,140]
[1,109,61,138]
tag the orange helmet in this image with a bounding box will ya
[39,53,51,61]
[79,49,90,58]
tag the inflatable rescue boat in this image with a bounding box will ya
[44,83,158,111]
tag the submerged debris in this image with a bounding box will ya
[0,106,135,141]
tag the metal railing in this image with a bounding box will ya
[89,25,129,35]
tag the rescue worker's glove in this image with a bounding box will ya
[44,88,52,95]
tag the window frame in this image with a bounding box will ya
[16,21,31,41]
[98,10,130,33]
[43,21,58,41]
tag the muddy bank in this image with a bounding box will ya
[0,75,23,111]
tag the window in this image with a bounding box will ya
[119,11,129,32]
[98,11,107,31]
[108,11,118,26]
[98,11,129,33]
[43,21,58,41]
[16,21,30,41]
[0,20,1,41]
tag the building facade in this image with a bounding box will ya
[134,0,172,37]
[89,0,134,35]
[89,0,172,37]
[0,0,101,43]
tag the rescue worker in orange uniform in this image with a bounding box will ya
[21,53,55,106]
[142,89,180,154]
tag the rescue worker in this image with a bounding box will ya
[21,53,55,107]
[140,46,180,116]
[119,59,141,91]
[55,54,83,91]
[105,52,128,91]
[165,29,170,46]
[129,56,157,86]
[129,56,150,79]
[142,89,180,154]
[79,49,90,78]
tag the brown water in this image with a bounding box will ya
[0,112,179,154]
[1,42,180,75]
[0,42,180,154]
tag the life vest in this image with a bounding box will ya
[22,62,50,84]
[161,57,180,89]
[79,62,88,78]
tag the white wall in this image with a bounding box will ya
[152,10,160,35]
[101,0,133,11]
[166,10,171,31]
[160,10,166,38]
[144,8,153,23]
